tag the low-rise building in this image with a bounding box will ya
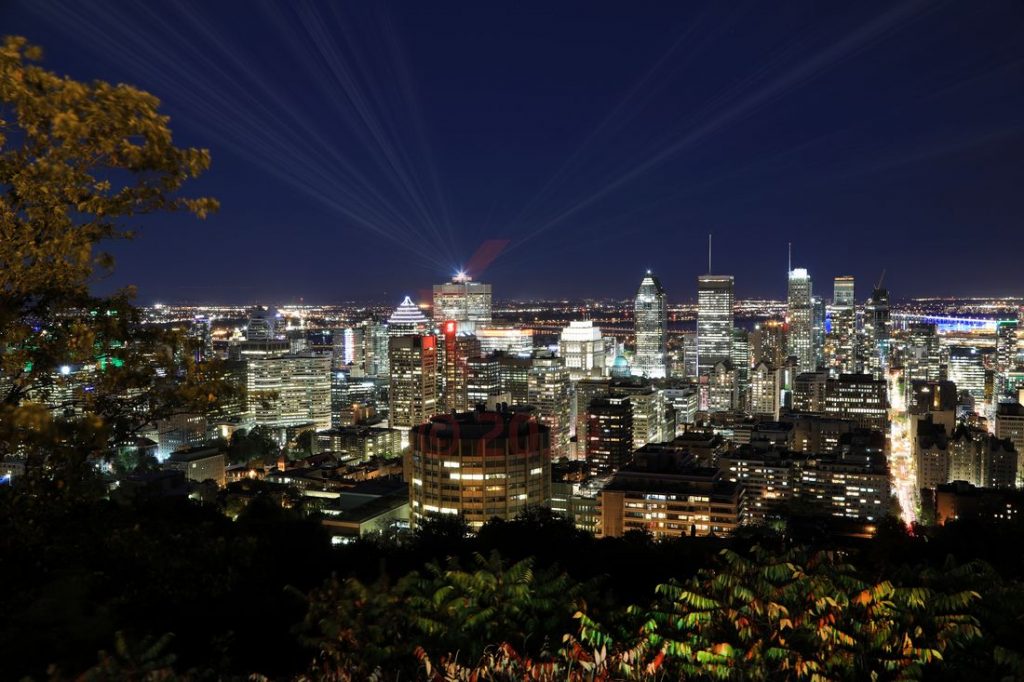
[165,445,227,487]
[599,451,743,539]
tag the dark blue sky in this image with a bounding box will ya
[5,1,1024,303]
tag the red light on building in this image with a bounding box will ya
[445,320,457,335]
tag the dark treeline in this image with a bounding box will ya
[3,489,1024,680]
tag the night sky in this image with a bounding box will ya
[4,1,1024,304]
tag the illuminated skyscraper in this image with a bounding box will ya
[528,354,571,457]
[466,355,501,407]
[586,395,633,473]
[863,288,891,379]
[786,268,815,373]
[948,346,987,406]
[388,296,431,337]
[559,320,608,380]
[812,295,826,371]
[245,307,277,341]
[247,353,332,430]
[388,335,439,433]
[731,328,751,409]
[996,321,1019,373]
[750,360,780,418]
[476,326,534,356]
[633,271,668,379]
[432,272,492,333]
[697,275,734,377]
[750,319,786,367]
[831,276,857,374]
[440,321,480,413]
[905,323,941,385]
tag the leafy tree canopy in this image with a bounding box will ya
[0,36,227,495]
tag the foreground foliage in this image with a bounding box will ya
[299,544,990,681]
[1,36,228,498]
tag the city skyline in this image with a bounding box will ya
[5,9,1024,676]
[2,1,1022,302]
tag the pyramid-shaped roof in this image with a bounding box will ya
[388,296,429,325]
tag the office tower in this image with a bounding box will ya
[559,320,607,380]
[154,412,208,460]
[905,323,942,385]
[663,386,699,426]
[707,360,739,413]
[338,319,390,377]
[750,319,786,367]
[432,272,492,333]
[812,295,826,371]
[793,371,828,413]
[750,360,780,418]
[475,326,534,356]
[787,268,815,372]
[332,325,364,369]
[823,373,889,432]
[246,353,332,430]
[831,276,856,374]
[697,275,735,377]
[233,310,289,360]
[528,355,571,457]
[188,316,214,361]
[408,409,550,529]
[388,335,439,432]
[610,379,668,449]
[948,346,987,406]
[996,321,1019,373]
[305,329,335,357]
[494,351,532,404]
[330,371,379,428]
[863,288,891,379]
[365,320,390,376]
[586,395,634,473]
[440,321,480,413]
[245,308,277,341]
[909,379,958,445]
[731,328,751,410]
[995,402,1024,486]
[466,355,502,407]
[573,377,611,444]
[633,271,668,379]
[672,331,699,379]
[387,296,430,337]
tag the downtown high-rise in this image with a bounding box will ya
[432,272,492,333]
[633,271,668,379]
[863,287,891,379]
[697,274,734,378]
[787,267,816,373]
[831,276,857,375]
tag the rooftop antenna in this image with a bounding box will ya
[708,233,712,274]
[787,242,792,275]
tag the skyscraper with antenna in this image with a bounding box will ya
[786,245,816,373]
[697,233,735,381]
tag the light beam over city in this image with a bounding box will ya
[2,1,1024,679]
